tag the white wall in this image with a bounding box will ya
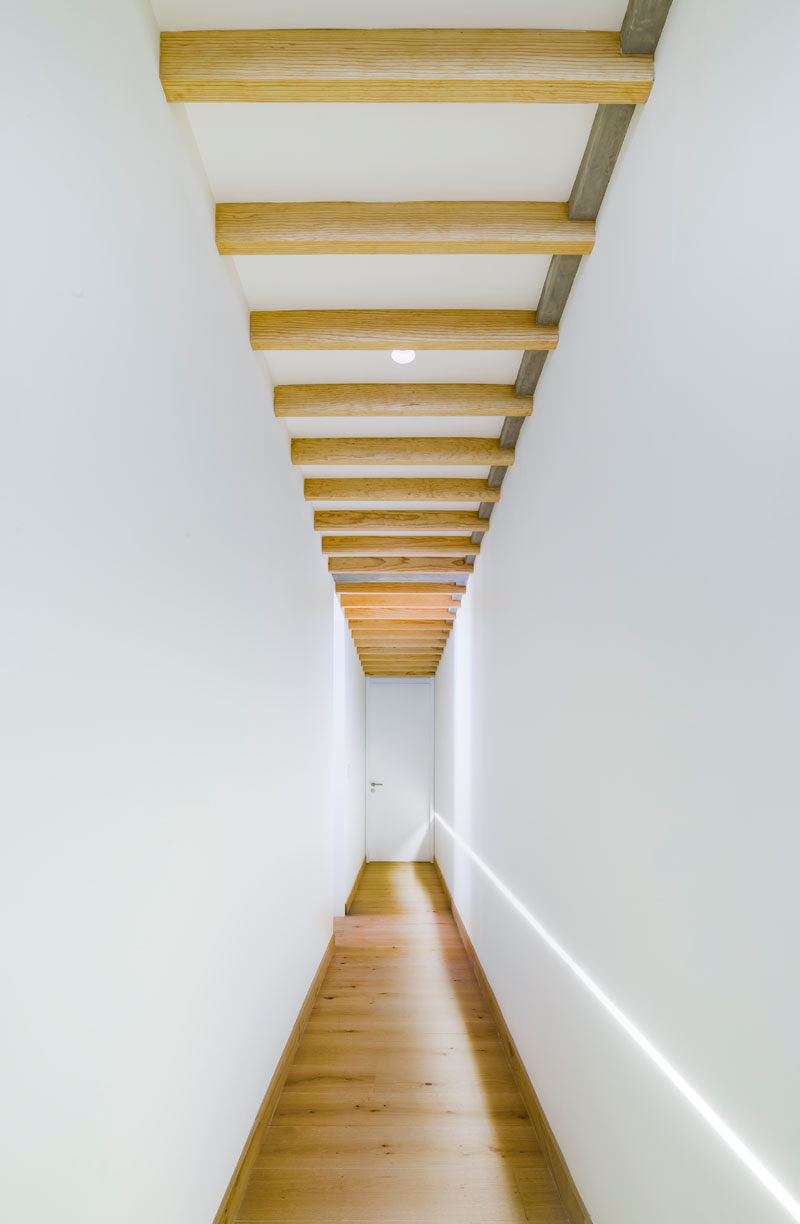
[0,2,362,1221]
[435,3,800,1222]
[332,600,366,912]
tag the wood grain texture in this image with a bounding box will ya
[276,383,530,418]
[305,478,501,502]
[324,535,478,556]
[357,647,444,654]
[358,656,444,664]
[293,437,513,466]
[217,201,594,254]
[160,29,653,104]
[339,593,459,606]
[231,864,570,1223]
[251,310,558,351]
[433,862,592,1224]
[212,935,334,1224]
[351,633,449,642]
[349,619,453,631]
[345,608,455,621]
[317,511,487,532]
[337,583,464,595]
[331,558,474,574]
[351,632,450,640]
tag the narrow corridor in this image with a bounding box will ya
[234,864,569,1223]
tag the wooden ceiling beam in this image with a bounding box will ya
[349,619,452,631]
[359,646,447,656]
[293,437,513,467]
[355,646,446,652]
[345,609,455,621]
[316,511,487,533]
[160,30,653,104]
[336,583,463,595]
[331,558,473,574]
[251,310,557,351]
[351,626,451,635]
[358,649,444,656]
[323,535,477,557]
[352,626,450,636]
[306,478,500,502]
[340,593,459,606]
[276,384,530,419]
[217,201,594,255]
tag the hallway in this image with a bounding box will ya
[234,864,569,1223]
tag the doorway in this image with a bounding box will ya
[365,678,434,862]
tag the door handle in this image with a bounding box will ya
[369,781,383,793]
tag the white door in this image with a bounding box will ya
[366,678,434,862]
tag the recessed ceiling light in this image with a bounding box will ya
[391,349,416,365]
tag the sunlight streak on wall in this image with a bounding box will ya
[434,812,800,1223]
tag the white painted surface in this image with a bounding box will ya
[332,598,367,913]
[366,680,434,862]
[153,0,627,31]
[236,253,551,310]
[0,2,359,1221]
[264,348,522,386]
[184,102,596,203]
[435,4,800,1223]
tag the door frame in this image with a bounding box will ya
[365,677,435,863]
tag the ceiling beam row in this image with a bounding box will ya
[160,1,672,675]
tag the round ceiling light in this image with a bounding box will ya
[391,349,416,365]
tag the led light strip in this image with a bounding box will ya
[434,812,800,1222]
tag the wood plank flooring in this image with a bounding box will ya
[235,862,569,1223]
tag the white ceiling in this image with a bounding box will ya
[183,103,596,202]
[286,417,500,439]
[259,349,523,386]
[235,253,551,310]
[153,1,628,32]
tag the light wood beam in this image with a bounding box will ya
[337,583,464,595]
[352,626,451,635]
[251,310,557,351]
[305,478,500,502]
[353,640,448,647]
[317,510,487,533]
[277,384,530,419]
[355,644,447,651]
[361,660,442,667]
[356,644,445,651]
[345,608,455,621]
[323,535,477,557]
[217,201,595,255]
[358,650,444,656]
[340,593,458,606]
[331,558,473,574]
[160,30,653,104]
[293,437,513,467]
[349,619,452,632]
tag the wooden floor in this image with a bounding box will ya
[235,863,569,1223]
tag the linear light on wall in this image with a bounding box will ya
[434,812,800,1223]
